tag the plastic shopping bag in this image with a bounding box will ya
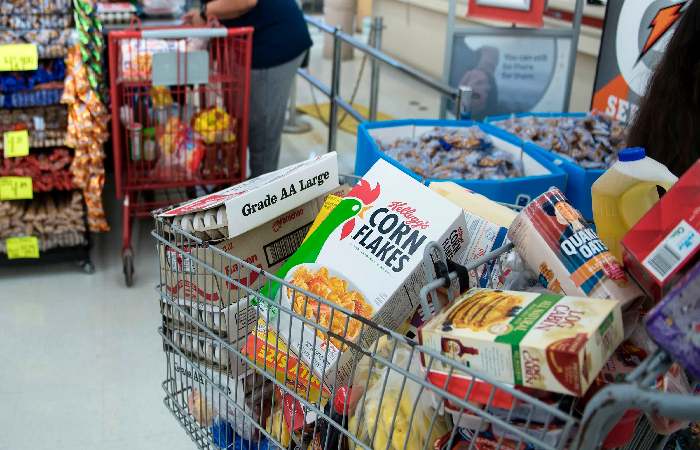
[348,337,450,450]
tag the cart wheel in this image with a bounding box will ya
[81,260,95,274]
[123,248,134,287]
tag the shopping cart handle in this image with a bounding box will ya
[434,260,471,294]
[142,28,228,39]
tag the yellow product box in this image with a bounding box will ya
[241,319,330,403]
[419,288,624,396]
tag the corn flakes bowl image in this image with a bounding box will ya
[283,263,373,350]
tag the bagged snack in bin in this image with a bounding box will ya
[348,338,450,450]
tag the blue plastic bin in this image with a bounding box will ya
[355,119,567,207]
[485,112,605,220]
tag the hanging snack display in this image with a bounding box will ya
[72,0,105,95]
[62,45,109,232]
[494,114,626,169]
[377,126,523,180]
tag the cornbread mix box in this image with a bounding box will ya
[253,158,469,391]
[419,288,624,396]
[159,152,339,239]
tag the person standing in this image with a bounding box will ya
[184,0,312,177]
[626,0,700,177]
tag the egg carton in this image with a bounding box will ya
[169,327,230,367]
[171,205,229,241]
[161,295,259,341]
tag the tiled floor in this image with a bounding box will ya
[0,26,449,450]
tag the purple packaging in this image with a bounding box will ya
[645,260,700,378]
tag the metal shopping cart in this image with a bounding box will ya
[108,24,252,286]
[152,185,700,450]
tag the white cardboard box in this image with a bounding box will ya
[159,153,339,239]
[265,159,469,390]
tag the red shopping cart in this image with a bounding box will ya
[108,25,252,286]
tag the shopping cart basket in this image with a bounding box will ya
[152,192,700,450]
[109,24,252,286]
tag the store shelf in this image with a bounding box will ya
[0,135,68,150]
[0,14,73,31]
[0,88,64,109]
[0,242,91,268]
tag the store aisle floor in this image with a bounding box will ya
[0,182,194,450]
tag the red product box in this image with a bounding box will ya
[621,160,700,301]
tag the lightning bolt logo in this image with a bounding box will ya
[637,2,686,64]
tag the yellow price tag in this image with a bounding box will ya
[4,130,29,158]
[0,176,33,200]
[0,44,39,71]
[6,236,40,259]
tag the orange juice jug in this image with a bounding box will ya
[592,147,677,261]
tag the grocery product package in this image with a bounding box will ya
[507,188,644,313]
[645,260,700,378]
[255,158,468,392]
[647,364,692,435]
[419,288,624,396]
[622,160,700,301]
[162,300,257,372]
[140,0,185,16]
[242,320,329,403]
[151,117,205,179]
[119,38,186,81]
[159,152,339,240]
[348,337,450,450]
[178,361,272,442]
[159,196,328,304]
[429,181,518,289]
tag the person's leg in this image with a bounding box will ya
[247,53,304,178]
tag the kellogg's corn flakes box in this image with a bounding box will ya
[419,288,624,396]
[257,159,468,391]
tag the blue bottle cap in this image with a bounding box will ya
[618,147,646,162]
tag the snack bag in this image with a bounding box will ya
[647,363,692,435]
[154,119,204,178]
[349,338,450,450]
